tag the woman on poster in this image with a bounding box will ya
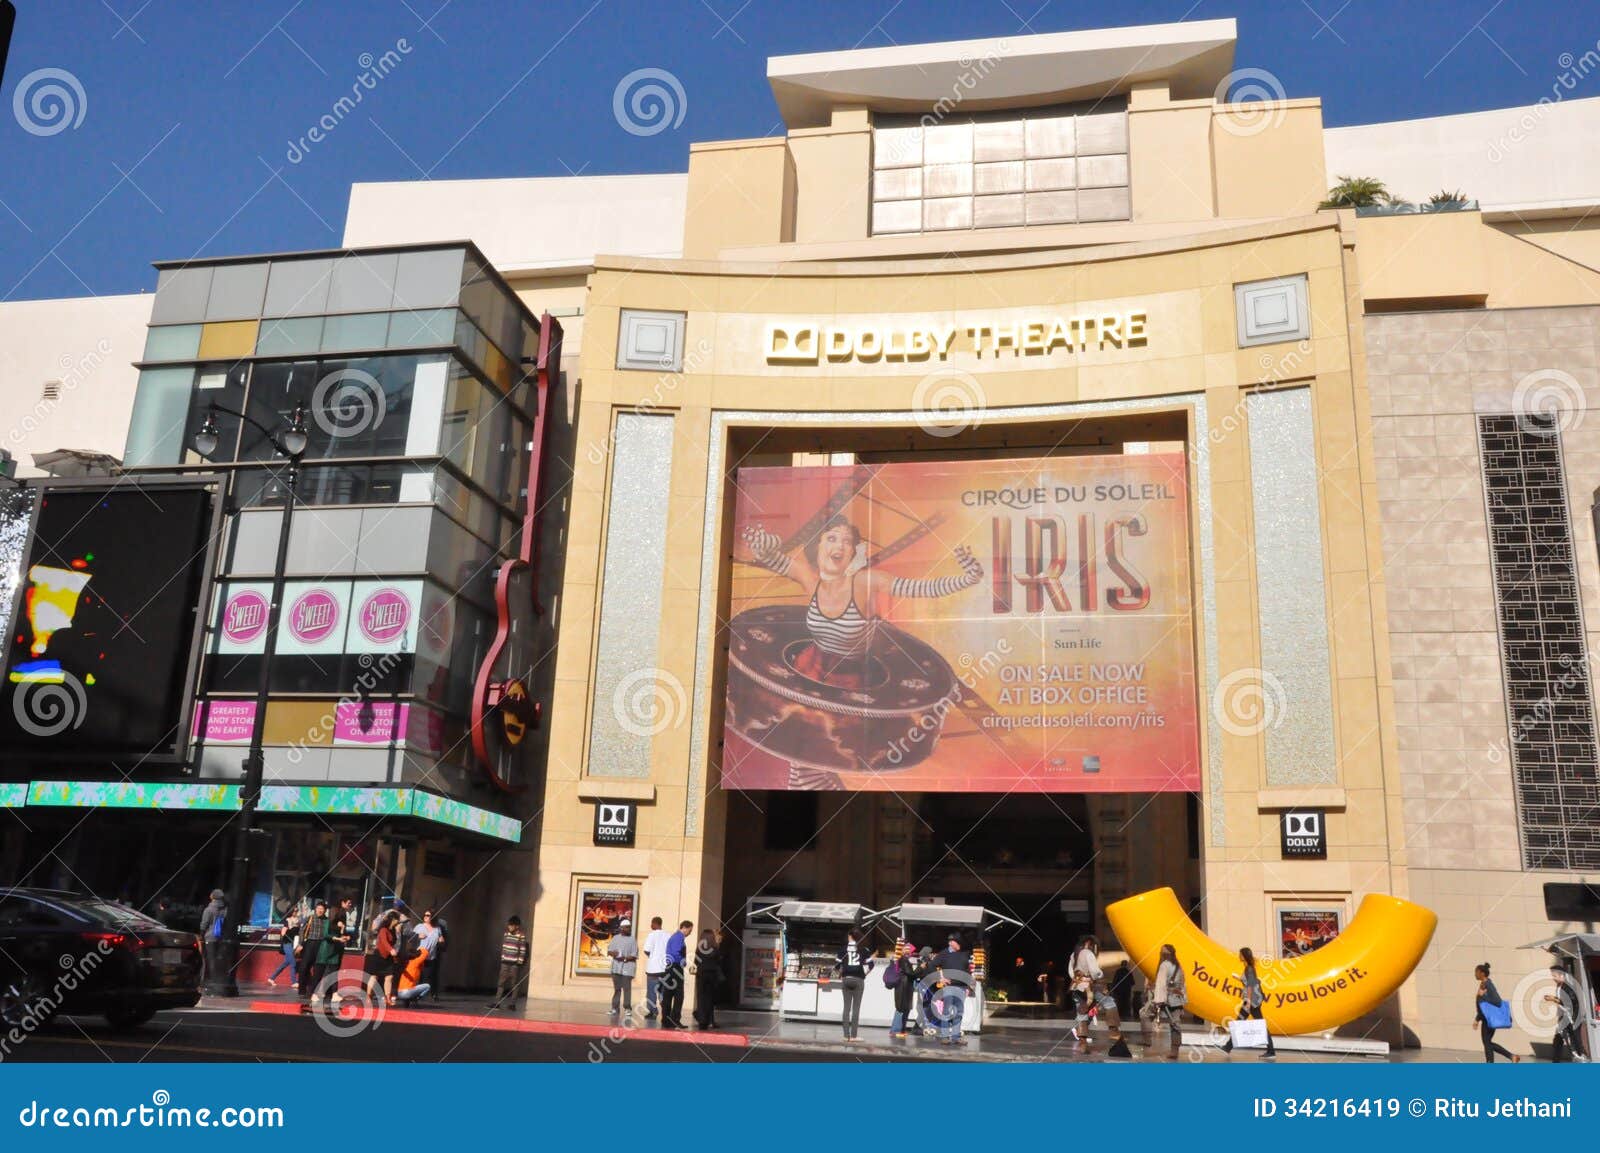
[740,515,983,686]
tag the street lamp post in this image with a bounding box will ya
[194,403,309,997]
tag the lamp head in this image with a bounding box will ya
[193,410,220,458]
[280,406,309,458]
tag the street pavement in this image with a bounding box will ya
[3,989,1493,1063]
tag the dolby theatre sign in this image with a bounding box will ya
[765,310,1149,365]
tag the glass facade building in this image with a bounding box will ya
[122,243,546,804]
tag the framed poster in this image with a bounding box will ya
[1278,908,1342,958]
[572,886,639,977]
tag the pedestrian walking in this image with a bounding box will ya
[607,917,638,1017]
[297,899,330,999]
[641,916,669,1020]
[659,919,692,1029]
[199,889,228,986]
[1473,962,1521,1063]
[692,928,724,1029]
[363,910,401,1005]
[835,927,874,1040]
[1221,946,1276,1059]
[930,932,971,1046]
[1139,943,1186,1060]
[1546,966,1588,1062]
[491,915,530,1010]
[888,939,916,1038]
[268,912,300,987]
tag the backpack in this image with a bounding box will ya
[209,913,224,939]
[882,959,900,988]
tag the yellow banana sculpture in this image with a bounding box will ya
[1105,887,1437,1035]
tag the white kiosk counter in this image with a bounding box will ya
[886,902,1023,1036]
[776,901,896,1026]
[1520,932,1600,1061]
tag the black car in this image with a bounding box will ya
[0,887,202,1030]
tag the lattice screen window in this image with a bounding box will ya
[871,103,1130,235]
[1479,413,1600,871]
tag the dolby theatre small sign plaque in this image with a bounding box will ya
[1280,809,1327,859]
[594,801,636,847]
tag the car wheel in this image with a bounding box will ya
[104,1007,157,1031]
[0,972,55,1030]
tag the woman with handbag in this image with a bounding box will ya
[1141,943,1186,1059]
[1221,946,1276,1059]
[267,913,300,987]
[1473,962,1521,1062]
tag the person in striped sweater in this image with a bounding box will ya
[740,515,982,688]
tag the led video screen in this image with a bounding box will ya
[722,454,1199,792]
[1,482,218,761]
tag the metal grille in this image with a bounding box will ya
[1478,413,1600,870]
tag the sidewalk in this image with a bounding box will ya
[231,984,1481,1062]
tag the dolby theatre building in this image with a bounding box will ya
[48,18,1600,1048]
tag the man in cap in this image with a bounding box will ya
[930,932,972,1045]
[607,917,639,1018]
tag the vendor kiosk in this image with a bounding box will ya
[1521,933,1600,1061]
[776,901,896,1025]
[885,902,1022,1035]
[740,895,792,1010]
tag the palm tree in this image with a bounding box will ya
[1320,176,1397,209]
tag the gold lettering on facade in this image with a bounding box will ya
[763,311,1150,365]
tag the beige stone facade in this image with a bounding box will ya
[422,23,1600,1050]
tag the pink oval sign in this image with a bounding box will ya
[222,590,270,645]
[358,587,411,644]
[288,587,341,644]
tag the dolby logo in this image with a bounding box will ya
[594,801,636,846]
[1280,809,1327,859]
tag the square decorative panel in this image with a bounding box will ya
[1235,274,1310,348]
[616,308,686,372]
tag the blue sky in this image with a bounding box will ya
[0,0,1589,300]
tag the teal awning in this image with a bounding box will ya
[14,781,520,843]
